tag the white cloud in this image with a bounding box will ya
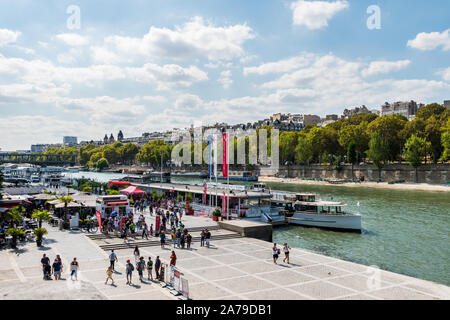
[105,16,254,61]
[174,94,204,110]
[0,28,21,46]
[90,46,123,64]
[126,63,208,89]
[218,70,233,89]
[56,33,89,46]
[407,29,450,51]
[362,60,411,77]
[244,54,313,75]
[437,67,450,82]
[290,0,349,30]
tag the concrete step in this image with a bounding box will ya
[98,233,242,251]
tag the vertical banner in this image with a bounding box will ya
[212,134,217,178]
[207,135,212,179]
[222,192,226,215]
[155,215,160,234]
[222,132,228,178]
[203,182,207,205]
[181,278,189,299]
[95,210,102,232]
[186,200,189,215]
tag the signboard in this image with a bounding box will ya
[181,278,189,299]
[173,268,181,292]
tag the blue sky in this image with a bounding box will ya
[0,0,449,150]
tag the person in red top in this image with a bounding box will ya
[170,251,177,267]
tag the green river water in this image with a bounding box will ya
[65,172,450,286]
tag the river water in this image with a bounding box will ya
[65,171,450,286]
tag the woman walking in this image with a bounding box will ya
[133,246,140,264]
[282,243,291,264]
[105,266,114,285]
[170,251,177,268]
[272,243,280,264]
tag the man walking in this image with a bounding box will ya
[109,250,118,271]
[142,222,149,240]
[205,229,211,248]
[147,257,153,281]
[137,257,146,283]
[40,254,50,280]
[52,258,62,280]
[154,256,161,280]
[125,259,134,285]
[200,229,205,247]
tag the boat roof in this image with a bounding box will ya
[133,182,272,199]
[295,200,347,207]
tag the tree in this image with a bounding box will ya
[6,228,25,248]
[295,136,313,165]
[89,152,103,167]
[58,196,73,224]
[280,132,300,164]
[79,144,95,166]
[120,143,140,164]
[403,135,431,183]
[31,210,51,228]
[7,206,25,224]
[367,115,407,162]
[96,158,109,171]
[102,145,120,164]
[416,103,446,121]
[440,131,450,162]
[347,141,357,179]
[424,115,443,163]
[366,132,389,181]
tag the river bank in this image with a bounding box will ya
[259,176,450,192]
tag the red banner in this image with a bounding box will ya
[95,210,102,232]
[186,200,189,215]
[155,215,160,232]
[222,132,228,178]
[203,182,207,204]
[222,192,226,215]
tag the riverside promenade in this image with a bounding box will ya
[1,214,449,300]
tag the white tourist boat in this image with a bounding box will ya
[286,193,362,232]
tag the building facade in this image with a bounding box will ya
[381,100,421,120]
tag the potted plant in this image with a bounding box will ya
[212,208,222,222]
[33,228,48,246]
[31,210,51,228]
[6,228,25,248]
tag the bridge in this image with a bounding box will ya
[0,153,78,166]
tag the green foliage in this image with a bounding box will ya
[367,115,407,161]
[31,210,51,226]
[33,228,48,240]
[7,206,25,223]
[416,103,446,121]
[404,135,431,169]
[106,189,120,195]
[136,140,172,167]
[6,228,25,237]
[96,157,109,171]
[185,193,193,202]
[212,208,222,216]
[294,135,313,164]
[347,141,357,165]
[366,132,390,170]
[440,130,450,162]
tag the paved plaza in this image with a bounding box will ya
[0,214,449,300]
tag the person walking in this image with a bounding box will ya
[133,246,140,264]
[125,259,134,285]
[272,243,280,264]
[180,234,186,249]
[147,257,153,281]
[109,250,118,271]
[52,258,62,280]
[282,243,291,264]
[160,230,166,249]
[171,230,177,248]
[142,222,149,240]
[186,233,192,249]
[176,229,181,248]
[154,256,161,280]
[70,257,79,280]
[137,257,145,283]
[200,229,205,247]
[105,266,114,285]
[205,229,211,248]
[40,254,50,280]
[170,251,177,268]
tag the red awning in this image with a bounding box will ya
[108,181,131,188]
[106,201,129,206]
[119,186,147,195]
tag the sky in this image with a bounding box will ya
[0,0,449,151]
